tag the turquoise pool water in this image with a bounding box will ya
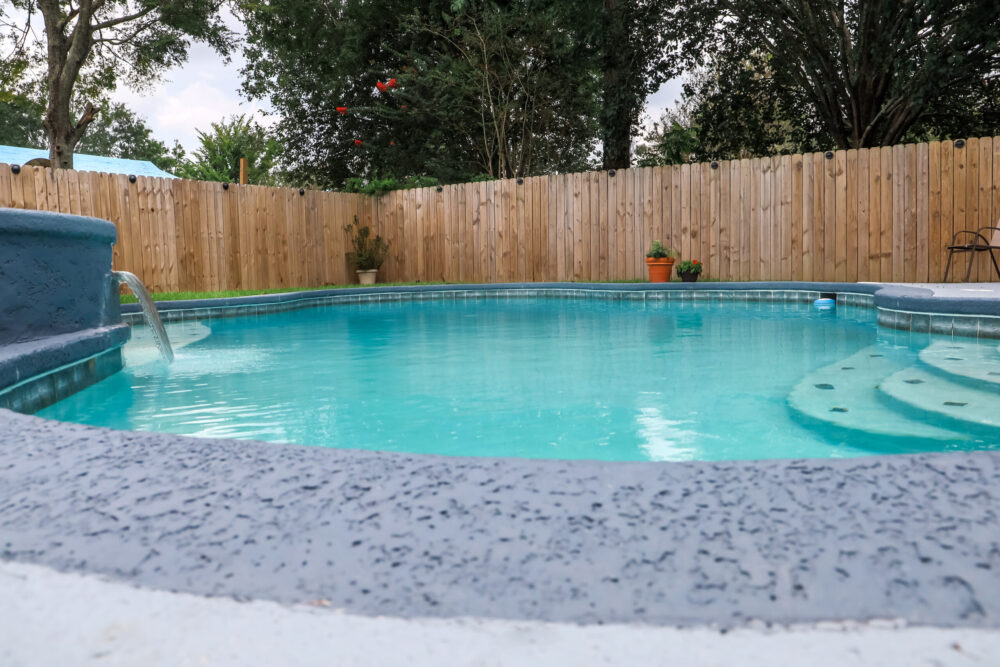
[39,296,1000,461]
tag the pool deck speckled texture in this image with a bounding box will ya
[1,408,998,629]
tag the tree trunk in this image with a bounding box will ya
[601,0,633,170]
[39,0,97,169]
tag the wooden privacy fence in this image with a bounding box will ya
[0,166,370,293]
[2,135,1000,292]
[374,137,1000,285]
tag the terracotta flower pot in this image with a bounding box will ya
[678,272,699,283]
[645,257,675,283]
[357,269,378,285]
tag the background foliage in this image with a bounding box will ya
[3,0,1000,188]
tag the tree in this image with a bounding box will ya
[651,47,823,162]
[177,114,280,185]
[635,119,698,166]
[400,1,599,179]
[0,91,185,170]
[241,0,601,189]
[8,0,233,168]
[0,96,46,148]
[687,0,1000,149]
[596,0,680,169]
[77,101,184,171]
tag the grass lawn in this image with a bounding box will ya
[119,281,447,304]
[119,278,720,303]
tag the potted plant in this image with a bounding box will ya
[676,259,703,282]
[645,240,677,283]
[345,217,389,285]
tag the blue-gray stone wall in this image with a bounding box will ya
[0,208,120,344]
[0,207,128,408]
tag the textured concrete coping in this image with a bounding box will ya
[0,207,117,241]
[1,409,998,629]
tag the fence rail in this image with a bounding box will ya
[2,135,999,292]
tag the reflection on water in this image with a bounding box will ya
[635,403,702,461]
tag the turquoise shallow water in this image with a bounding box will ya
[39,296,1000,461]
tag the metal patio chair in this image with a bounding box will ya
[943,225,1000,282]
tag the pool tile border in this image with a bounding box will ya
[121,286,860,327]
[0,345,123,414]
[117,282,1000,340]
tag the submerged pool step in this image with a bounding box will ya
[124,321,212,367]
[918,341,1000,388]
[879,367,1000,430]
[788,347,967,441]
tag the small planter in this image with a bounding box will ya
[678,271,699,283]
[645,257,675,283]
[345,216,389,286]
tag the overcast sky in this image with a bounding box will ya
[112,31,686,156]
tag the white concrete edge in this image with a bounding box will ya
[1,560,997,667]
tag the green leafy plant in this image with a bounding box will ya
[342,174,440,196]
[344,217,389,271]
[676,259,703,275]
[177,114,281,185]
[646,240,677,259]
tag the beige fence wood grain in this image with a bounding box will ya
[4,135,1000,291]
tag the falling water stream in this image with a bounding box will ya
[113,271,174,364]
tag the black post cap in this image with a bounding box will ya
[128,174,137,183]
[608,169,616,177]
[824,151,834,159]
[10,164,20,175]
[222,182,229,190]
[954,139,966,149]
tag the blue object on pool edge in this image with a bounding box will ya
[814,298,836,310]
[37,297,999,463]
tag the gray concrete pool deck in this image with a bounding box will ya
[2,407,999,629]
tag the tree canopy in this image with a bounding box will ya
[7,0,1000,184]
[176,114,280,184]
[241,0,610,189]
[680,0,1000,151]
[5,0,234,168]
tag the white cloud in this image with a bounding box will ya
[640,77,687,136]
[111,39,271,154]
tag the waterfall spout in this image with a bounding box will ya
[114,271,174,364]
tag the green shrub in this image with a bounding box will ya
[646,240,677,259]
[344,217,390,271]
[676,259,703,275]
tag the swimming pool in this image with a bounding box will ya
[38,294,1000,461]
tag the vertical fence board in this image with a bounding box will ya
[903,143,917,283]
[845,150,858,282]
[856,149,869,282]
[709,161,721,279]
[952,140,967,281]
[916,142,930,282]
[978,137,994,280]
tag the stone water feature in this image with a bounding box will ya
[0,207,141,412]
